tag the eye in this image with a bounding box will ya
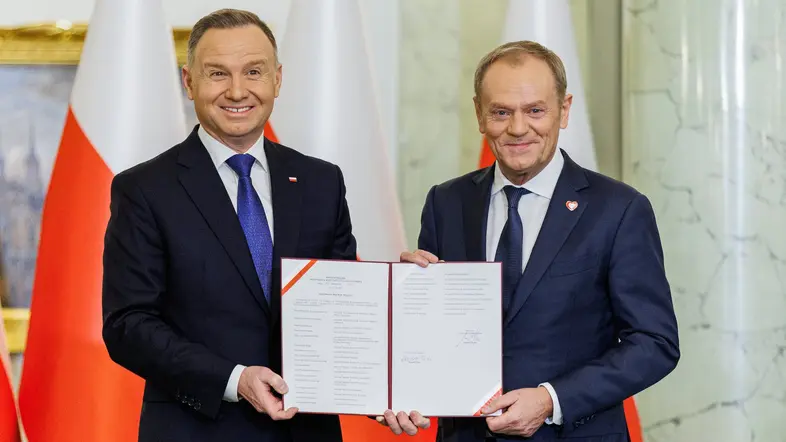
[530,108,544,114]
[492,109,510,117]
[209,71,225,78]
[248,69,261,75]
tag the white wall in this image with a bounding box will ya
[0,0,400,168]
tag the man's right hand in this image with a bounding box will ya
[238,366,298,420]
[400,250,440,267]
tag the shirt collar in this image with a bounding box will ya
[490,149,564,200]
[198,125,269,173]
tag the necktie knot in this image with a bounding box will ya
[226,154,256,178]
[503,186,530,209]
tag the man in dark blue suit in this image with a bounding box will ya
[101,9,355,442]
[388,41,679,441]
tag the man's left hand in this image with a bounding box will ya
[483,387,553,437]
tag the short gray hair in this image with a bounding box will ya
[474,40,568,102]
[187,8,277,66]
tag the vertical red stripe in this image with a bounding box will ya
[0,366,20,442]
[18,108,145,441]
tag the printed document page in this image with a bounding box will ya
[281,259,390,415]
[390,262,502,417]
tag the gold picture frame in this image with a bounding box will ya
[0,22,191,65]
[0,22,192,353]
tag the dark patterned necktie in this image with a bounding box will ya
[494,185,530,312]
[226,153,273,303]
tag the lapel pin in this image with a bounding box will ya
[566,200,578,211]
[288,177,298,183]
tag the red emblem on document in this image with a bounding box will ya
[566,200,578,211]
[289,177,298,182]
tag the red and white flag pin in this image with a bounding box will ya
[566,200,578,211]
[289,177,298,183]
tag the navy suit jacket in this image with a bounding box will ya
[102,126,357,442]
[418,150,679,442]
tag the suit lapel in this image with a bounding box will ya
[177,129,270,315]
[504,153,589,327]
[265,139,302,324]
[265,139,302,263]
[463,166,495,261]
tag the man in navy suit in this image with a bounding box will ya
[101,9,355,442]
[386,41,680,441]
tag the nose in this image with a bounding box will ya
[507,112,529,137]
[225,75,249,101]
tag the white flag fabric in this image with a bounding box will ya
[503,0,598,171]
[272,0,407,262]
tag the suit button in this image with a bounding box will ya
[194,402,201,411]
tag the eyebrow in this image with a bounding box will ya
[203,59,269,70]
[488,100,548,108]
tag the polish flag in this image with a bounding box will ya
[270,0,429,440]
[483,2,641,441]
[0,300,20,442]
[17,0,187,440]
[479,0,598,172]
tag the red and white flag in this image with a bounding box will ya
[17,0,187,440]
[480,0,598,172]
[270,1,428,440]
[0,299,20,442]
[271,0,406,264]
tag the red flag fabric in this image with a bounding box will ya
[17,0,187,439]
[0,300,21,442]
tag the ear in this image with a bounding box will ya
[559,93,573,129]
[473,96,486,134]
[182,65,194,101]
[274,62,283,98]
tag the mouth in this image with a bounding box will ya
[505,141,536,149]
[221,106,254,115]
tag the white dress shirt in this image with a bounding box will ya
[198,126,274,403]
[485,151,565,426]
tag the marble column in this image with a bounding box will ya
[622,1,786,441]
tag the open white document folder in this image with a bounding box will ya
[280,258,502,417]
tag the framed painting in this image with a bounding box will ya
[0,22,196,353]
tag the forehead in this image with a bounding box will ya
[195,26,276,62]
[480,57,557,103]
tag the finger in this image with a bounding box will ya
[375,416,388,426]
[410,411,431,429]
[400,251,430,267]
[397,411,419,436]
[384,410,403,435]
[486,413,513,434]
[261,370,289,395]
[414,250,440,263]
[271,406,298,421]
[482,392,518,414]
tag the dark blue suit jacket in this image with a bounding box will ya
[418,150,679,442]
[102,126,357,442]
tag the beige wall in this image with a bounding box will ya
[398,0,622,248]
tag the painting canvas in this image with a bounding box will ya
[0,64,199,308]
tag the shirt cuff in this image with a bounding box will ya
[223,364,246,402]
[539,382,563,425]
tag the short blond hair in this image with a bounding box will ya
[474,40,568,102]
[187,9,277,66]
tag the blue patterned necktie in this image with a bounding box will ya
[226,154,273,304]
[494,185,530,312]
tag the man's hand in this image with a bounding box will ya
[375,410,431,436]
[237,366,298,420]
[483,387,553,437]
[400,249,440,267]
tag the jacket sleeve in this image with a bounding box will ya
[549,193,680,433]
[416,185,440,257]
[329,164,358,260]
[101,173,236,419]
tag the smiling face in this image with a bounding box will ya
[182,25,281,153]
[474,55,572,185]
